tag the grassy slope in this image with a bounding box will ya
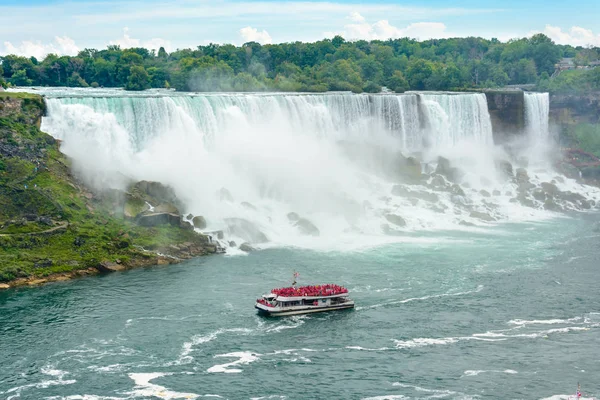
[0,94,211,284]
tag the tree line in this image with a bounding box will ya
[1,34,599,93]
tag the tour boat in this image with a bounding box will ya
[255,283,355,317]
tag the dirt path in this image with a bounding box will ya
[0,221,68,237]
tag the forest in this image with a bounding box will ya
[1,34,599,94]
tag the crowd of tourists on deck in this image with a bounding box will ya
[271,284,348,298]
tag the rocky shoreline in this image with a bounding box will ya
[0,93,222,290]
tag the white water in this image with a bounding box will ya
[36,89,598,251]
[525,92,550,140]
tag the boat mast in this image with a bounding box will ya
[292,271,299,288]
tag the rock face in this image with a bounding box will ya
[95,261,126,273]
[391,185,439,203]
[294,218,320,236]
[484,90,525,143]
[287,212,300,222]
[469,211,496,222]
[239,242,255,252]
[384,213,406,227]
[131,181,180,206]
[192,216,207,229]
[225,218,268,243]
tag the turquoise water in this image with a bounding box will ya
[1,214,600,400]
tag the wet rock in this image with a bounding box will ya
[479,190,491,198]
[192,216,207,229]
[294,218,320,236]
[459,220,475,227]
[287,212,300,222]
[435,156,453,179]
[0,283,10,290]
[469,211,496,222]
[124,194,150,219]
[492,190,501,196]
[391,185,439,202]
[206,230,224,240]
[429,205,447,213]
[505,191,512,196]
[179,217,194,231]
[515,168,529,184]
[381,223,403,236]
[543,198,562,211]
[384,213,406,227]
[130,181,180,206]
[154,203,179,214]
[451,195,470,207]
[541,182,560,197]
[532,189,546,201]
[558,191,586,203]
[186,213,194,220]
[96,261,126,272]
[430,174,447,189]
[399,156,423,183]
[228,241,237,247]
[450,184,465,197]
[496,160,514,178]
[516,192,535,208]
[553,176,565,184]
[219,188,234,202]
[579,200,592,210]
[239,242,255,252]
[225,218,268,243]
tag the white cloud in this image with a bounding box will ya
[108,27,172,51]
[536,25,600,47]
[1,36,80,59]
[240,26,272,44]
[336,12,449,41]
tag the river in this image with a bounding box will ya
[1,213,599,399]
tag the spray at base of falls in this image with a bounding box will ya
[39,89,600,251]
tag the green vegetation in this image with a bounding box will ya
[0,95,211,284]
[1,34,597,93]
[537,67,600,94]
[563,123,600,157]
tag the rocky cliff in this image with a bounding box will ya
[484,90,525,142]
[0,93,219,288]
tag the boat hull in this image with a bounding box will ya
[256,302,354,317]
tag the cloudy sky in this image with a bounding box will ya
[1,0,599,59]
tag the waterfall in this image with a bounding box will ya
[524,92,550,139]
[418,93,494,148]
[39,88,591,251]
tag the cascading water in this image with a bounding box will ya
[38,88,599,251]
[524,92,550,139]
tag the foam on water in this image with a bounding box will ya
[206,351,261,373]
[127,372,200,399]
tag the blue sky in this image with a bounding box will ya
[0,0,598,58]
